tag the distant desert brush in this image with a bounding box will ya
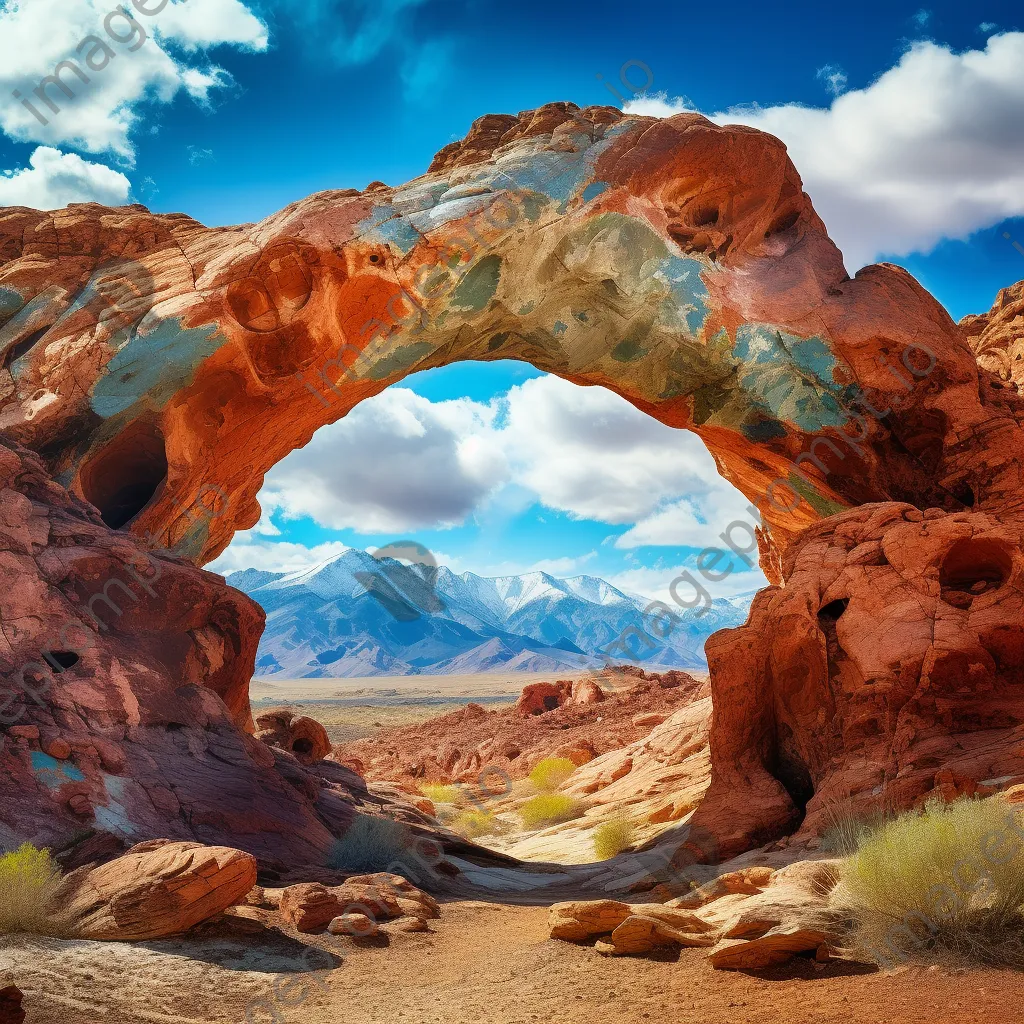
[836,797,1024,968]
[420,783,462,805]
[592,817,635,860]
[0,843,62,935]
[328,813,413,875]
[528,757,577,792]
[520,793,585,829]
[450,809,502,839]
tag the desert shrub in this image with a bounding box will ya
[837,797,1024,967]
[520,793,585,830]
[420,783,461,805]
[528,757,576,792]
[592,817,635,860]
[0,843,62,935]
[450,809,502,839]
[328,813,413,874]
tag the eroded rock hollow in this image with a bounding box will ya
[2,102,1023,860]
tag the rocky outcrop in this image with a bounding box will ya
[339,670,704,788]
[62,840,257,940]
[255,709,331,764]
[549,860,843,966]
[4,103,1024,863]
[961,279,1024,388]
[690,503,1024,859]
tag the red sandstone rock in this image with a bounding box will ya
[0,986,24,1024]
[961,280,1024,387]
[62,841,257,940]
[254,709,331,764]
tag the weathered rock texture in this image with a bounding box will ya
[961,280,1024,389]
[255,708,332,764]
[62,839,257,940]
[3,104,1024,860]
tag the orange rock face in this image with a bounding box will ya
[3,105,1024,862]
[961,279,1024,388]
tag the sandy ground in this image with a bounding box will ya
[5,901,1023,1024]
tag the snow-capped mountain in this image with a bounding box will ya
[227,548,756,678]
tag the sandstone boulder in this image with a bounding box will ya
[63,841,257,941]
[327,912,378,937]
[0,986,24,1024]
[255,710,331,764]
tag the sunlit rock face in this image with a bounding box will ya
[3,103,1024,861]
[691,503,1024,860]
[2,103,1021,572]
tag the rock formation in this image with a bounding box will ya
[3,102,1024,862]
[961,280,1024,388]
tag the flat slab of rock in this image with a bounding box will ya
[64,841,257,941]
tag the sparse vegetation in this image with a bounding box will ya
[328,813,413,874]
[528,757,576,792]
[520,793,585,830]
[450,809,503,838]
[0,843,62,935]
[836,797,1024,967]
[420,783,462,805]
[592,817,635,860]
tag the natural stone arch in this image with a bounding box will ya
[2,104,1020,578]
[2,103,1024,863]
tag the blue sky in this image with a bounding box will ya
[1,0,1023,602]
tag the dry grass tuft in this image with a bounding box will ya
[592,817,635,860]
[520,793,585,830]
[420,783,462,805]
[0,843,63,935]
[528,757,577,792]
[835,797,1024,968]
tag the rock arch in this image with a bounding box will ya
[2,103,1023,861]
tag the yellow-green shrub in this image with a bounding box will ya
[528,757,576,792]
[450,809,501,838]
[420,783,461,805]
[592,817,635,860]
[520,793,585,829]
[838,797,1024,967]
[0,843,62,935]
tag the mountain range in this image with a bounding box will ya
[226,549,756,678]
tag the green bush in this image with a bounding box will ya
[420,783,461,805]
[838,798,1024,967]
[528,757,577,792]
[0,843,62,935]
[328,813,413,874]
[592,817,635,860]
[520,793,585,830]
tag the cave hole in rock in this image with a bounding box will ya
[939,537,1012,608]
[292,738,315,755]
[42,650,80,672]
[80,420,168,529]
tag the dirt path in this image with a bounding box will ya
[5,901,1023,1024]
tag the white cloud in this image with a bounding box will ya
[209,539,351,576]
[816,64,848,96]
[0,146,130,208]
[607,563,768,606]
[625,33,1024,268]
[499,375,731,527]
[0,0,268,162]
[258,388,509,534]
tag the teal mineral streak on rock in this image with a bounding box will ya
[582,182,611,204]
[90,317,225,419]
[553,321,568,336]
[452,254,501,312]
[733,324,856,432]
[367,341,434,380]
[0,287,24,325]
[93,773,138,837]
[29,751,85,789]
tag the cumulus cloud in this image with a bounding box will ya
[625,33,1024,268]
[0,0,268,161]
[607,562,768,605]
[0,146,130,207]
[245,374,752,555]
[209,539,352,576]
[258,388,509,534]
